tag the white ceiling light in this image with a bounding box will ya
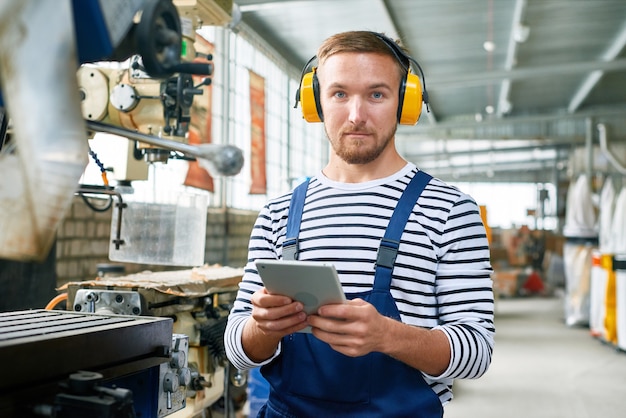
[514,23,530,43]
[499,99,512,114]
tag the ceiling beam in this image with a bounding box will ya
[497,0,528,117]
[567,21,626,113]
[404,105,626,134]
[427,58,626,89]
[416,158,563,182]
[429,170,556,184]
[401,140,583,160]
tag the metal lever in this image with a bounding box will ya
[167,62,214,75]
[86,120,244,177]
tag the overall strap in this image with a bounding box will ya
[374,171,432,290]
[283,179,310,261]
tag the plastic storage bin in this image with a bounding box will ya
[109,192,207,266]
[589,251,607,339]
[563,238,597,327]
[615,255,626,351]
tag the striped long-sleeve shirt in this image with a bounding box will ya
[225,163,495,405]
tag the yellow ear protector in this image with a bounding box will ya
[294,32,429,125]
[296,55,324,123]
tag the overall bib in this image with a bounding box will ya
[259,171,444,418]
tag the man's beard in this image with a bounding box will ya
[326,125,397,165]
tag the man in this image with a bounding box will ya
[225,31,494,417]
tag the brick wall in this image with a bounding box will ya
[56,196,258,287]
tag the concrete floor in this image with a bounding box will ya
[444,295,626,418]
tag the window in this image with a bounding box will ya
[82,26,328,212]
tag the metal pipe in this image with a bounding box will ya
[585,117,594,186]
[86,120,244,177]
[598,123,626,175]
[76,186,126,250]
[427,58,626,89]
[220,29,232,267]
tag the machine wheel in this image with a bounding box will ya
[135,0,182,78]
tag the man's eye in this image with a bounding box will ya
[334,92,346,99]
[372,92,383,99]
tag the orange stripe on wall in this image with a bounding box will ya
[184,35,215,192]
[249,70,267,194]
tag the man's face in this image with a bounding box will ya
[317,52,401,165]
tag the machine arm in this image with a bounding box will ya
[87,120,244,177]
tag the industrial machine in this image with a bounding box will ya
[0,0,246,416]
[62,266,248,418]
[0,0,243,263]
[0,309,186,417]
[1,267,249,418]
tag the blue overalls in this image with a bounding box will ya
[259,170,443,418]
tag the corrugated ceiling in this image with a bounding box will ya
[235,0,626,183]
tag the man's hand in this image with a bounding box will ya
[251,288,309,335]
[307,298,385,357]
[242,288,308,362]
[308,298,451,376]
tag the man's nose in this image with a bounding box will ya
[347,97,367,124]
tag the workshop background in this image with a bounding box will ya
[1,0,626,417]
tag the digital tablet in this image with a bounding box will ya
[255,259,346,333]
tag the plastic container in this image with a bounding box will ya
[563,238,597,327]
[109,192,207,266]
[589,251,607,339]
[602,254,617,345]
[615,255,626,351]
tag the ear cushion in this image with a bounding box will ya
[299,68,323,122]
[398,70,422,125]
